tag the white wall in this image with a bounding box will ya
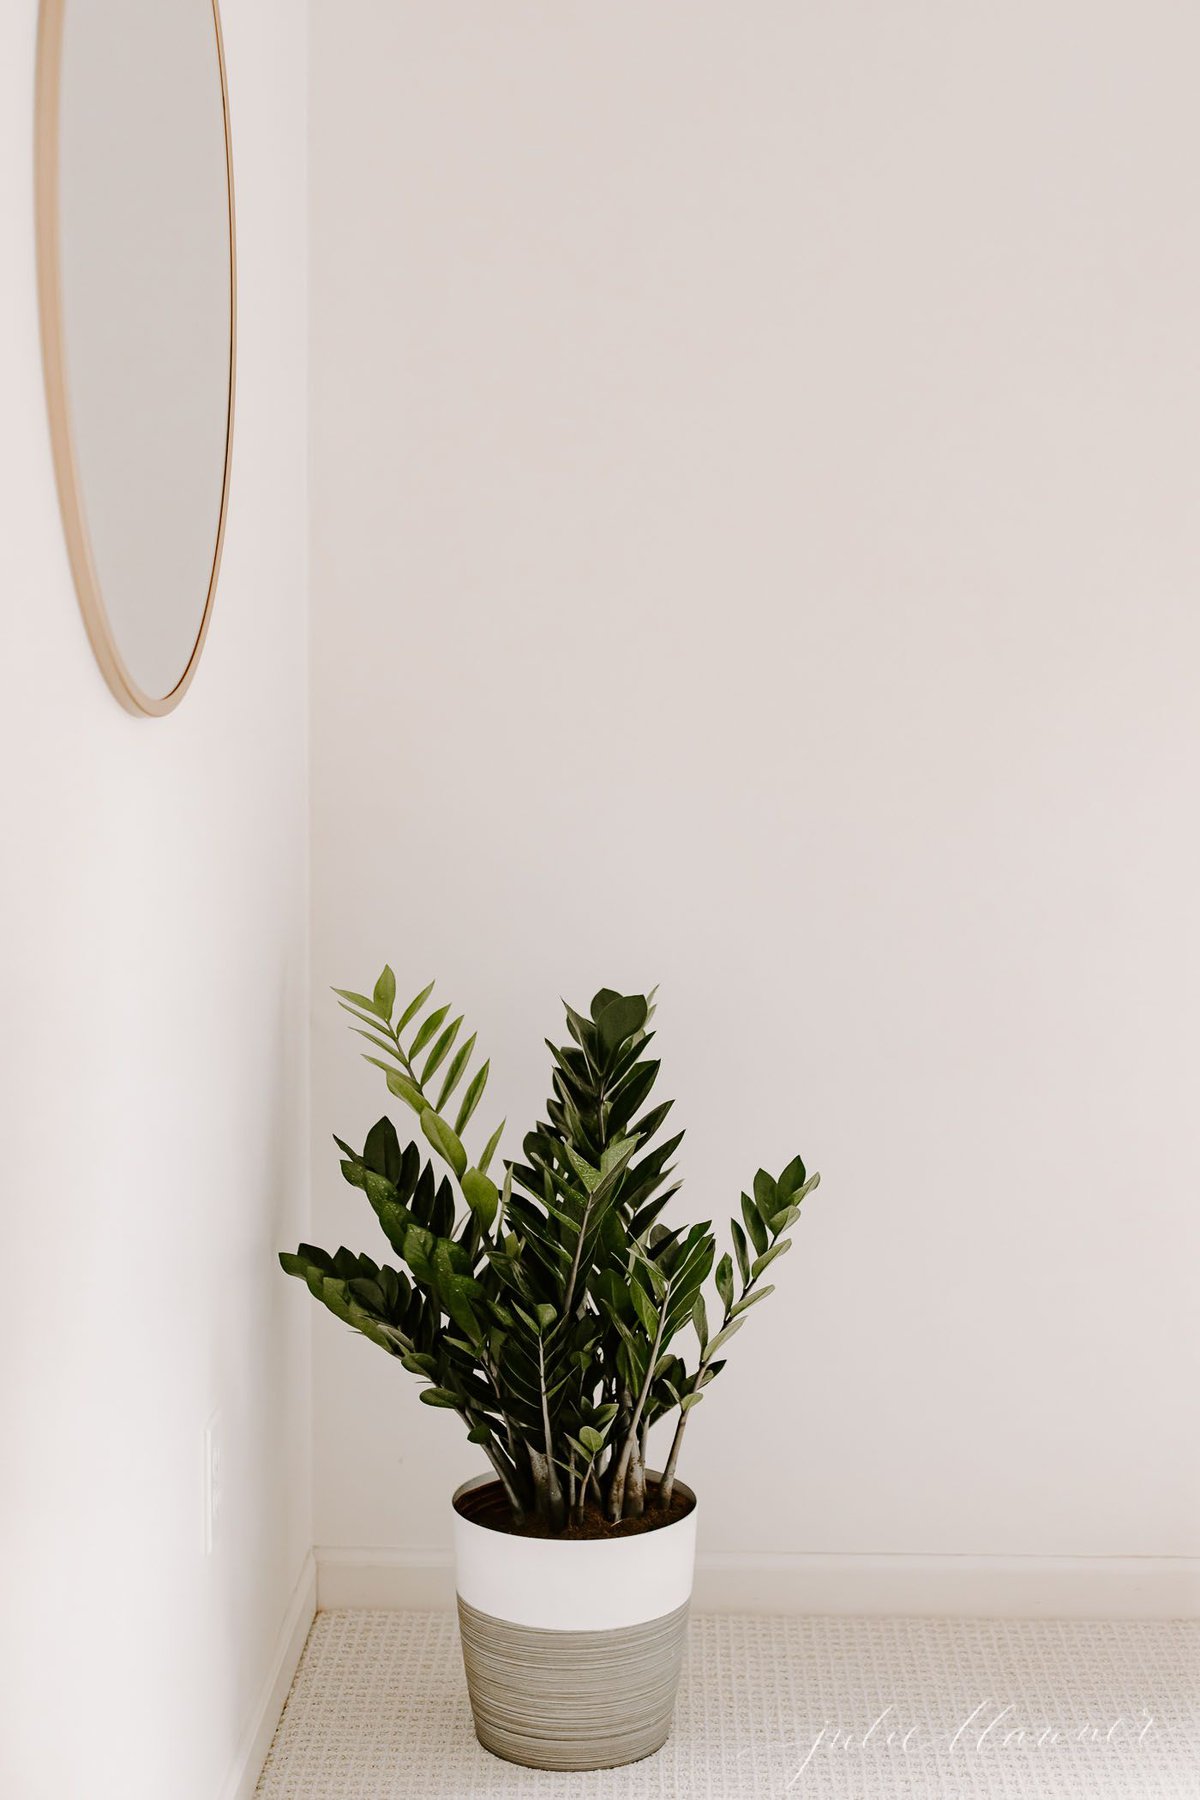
[309,0,1200,1584]
[0,5,310,1797]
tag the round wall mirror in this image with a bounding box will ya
[35,0,236,717]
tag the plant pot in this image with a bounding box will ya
[451,1472,698,1771]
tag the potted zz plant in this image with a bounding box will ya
[282,973,819,1772]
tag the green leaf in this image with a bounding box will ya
[363,1116,401,1183]
[385,1069,426,1114]
[590,988,621,1021]
[350,1027,404,1062]
[421,1014,462,1084]
[772,1171,820,1227]
[434,1243,484,1341]
[419,1388,461,1408]
[535,1302,557,1333]
[461,1168,499,1234]
[436,1032,477,1111]
[714,1252,734,1312]
[692,1293,709,1350]
[420,1108,467,1179]
[397,979,436,1031]
[777,1154,807,1197]
[642,1255,669,1300]
[753,1168,779,1220]
[731,1284,775,1317]
[705,1317,746,1359]
[373,966,396,1020]
[477,1118,505,1177]
[741,1192,769,1257]
[467,1423,493,1444]
[409,1002,451,1059]
[600,1134,638,1177]
[332,986,384,1019]
[731,1218,750,1285]
[596,993,649,1054]
[455,1060,489,1135]
[680,1390,705,1411]
[579,1424,606,1455]
[336,999,390,1036]
[631,1281,659,1335]
[564,1144,601,1193]
[751,1238,791,1279]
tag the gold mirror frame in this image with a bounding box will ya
[34,0,237,718]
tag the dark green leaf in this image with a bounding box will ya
[777,1154,807,1197]
[362,1116,401,1183]
[731,1219,750,1285]
[596,993,649,1054]
[752,1169,779,1224]
[741,1192,769,1257]
[715,1252,734,1312]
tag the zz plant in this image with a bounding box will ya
[281,972,819,1532]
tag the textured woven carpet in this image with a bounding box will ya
[256,1610,1199,1798]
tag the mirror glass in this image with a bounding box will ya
[38,0,235,714]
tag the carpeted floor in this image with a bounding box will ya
[256,1610,1199,1798]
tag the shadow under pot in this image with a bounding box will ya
[451,1473,698,1771]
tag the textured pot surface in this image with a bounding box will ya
[451,1473,697,1771]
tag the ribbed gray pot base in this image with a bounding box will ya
[457,1596,691,1771]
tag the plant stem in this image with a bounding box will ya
[607,1308,666,1521]
[483,1443,527,1524]
[459,1408,526,1523]
[626,1432,646,1516]
[536,1338,565,1528]
[658,1407,689,1509]
[660,1246,777,1508]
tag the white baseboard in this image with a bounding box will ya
[219,1550,317,1800]
[318,1545,456,1612]
[315,1545,1200,1620]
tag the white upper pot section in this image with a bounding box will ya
[452,1474,698,1631]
